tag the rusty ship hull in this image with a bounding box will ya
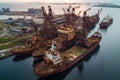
[33,34,102,78]
[11,45,39,57]
[83,13,100,30]
[100,16,113,28]
[100,19,113,28]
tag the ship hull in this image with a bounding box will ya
[100,21,112,28]
[100,17,113,28]
[34,38,101,78]
[11,46,39,57]
[33,55,44,62]
[83,14,99,29]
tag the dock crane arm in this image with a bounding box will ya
[77,11,81,15]
[68,5,72,10]
[63,8,66,14]
[85,8,91,12]
[83,8,91,16]
[71,5,80,15]
[67,5,72,14]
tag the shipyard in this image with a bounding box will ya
[1,4,102,79]
[0,1,120,80]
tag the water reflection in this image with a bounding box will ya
[100,28,108,34]
[13,54,31,62]
[77,62,84,73]
[84,45,100,62]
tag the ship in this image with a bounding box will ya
[99,15,113,28]
[33,31,102,78]
[11,34,40,56]
[11,45,39,56]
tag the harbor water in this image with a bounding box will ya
[0,2,120,80]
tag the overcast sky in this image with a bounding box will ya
[0,0,35,2]
[0,0,120,4]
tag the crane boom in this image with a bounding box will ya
[77,11,81,15]
[63,8,66,14]
[85,8,91,12]
[68,5,72,10]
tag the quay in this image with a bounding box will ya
[4,11,28,16]
[0,48,13,60]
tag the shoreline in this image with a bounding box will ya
[0,48,13,60]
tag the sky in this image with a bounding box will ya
[0,0,35,2]
[0,0,120,4]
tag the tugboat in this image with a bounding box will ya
[33,32,102,78]
[11,34,40,56]
[99,15,113,28]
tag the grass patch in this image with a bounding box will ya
[0,38,26,50]
[0,36,15,43]
[70,47,87,55]
[0,21,10,28]
[63,46,87,57]
[0,30,3,35]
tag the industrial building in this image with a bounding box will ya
[9,28,23,37]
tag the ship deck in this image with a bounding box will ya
[62,46,87,62]
[34,46,88,73]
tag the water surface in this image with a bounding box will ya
[0,3,120,80]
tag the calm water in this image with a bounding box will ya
[0,3,120,80]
